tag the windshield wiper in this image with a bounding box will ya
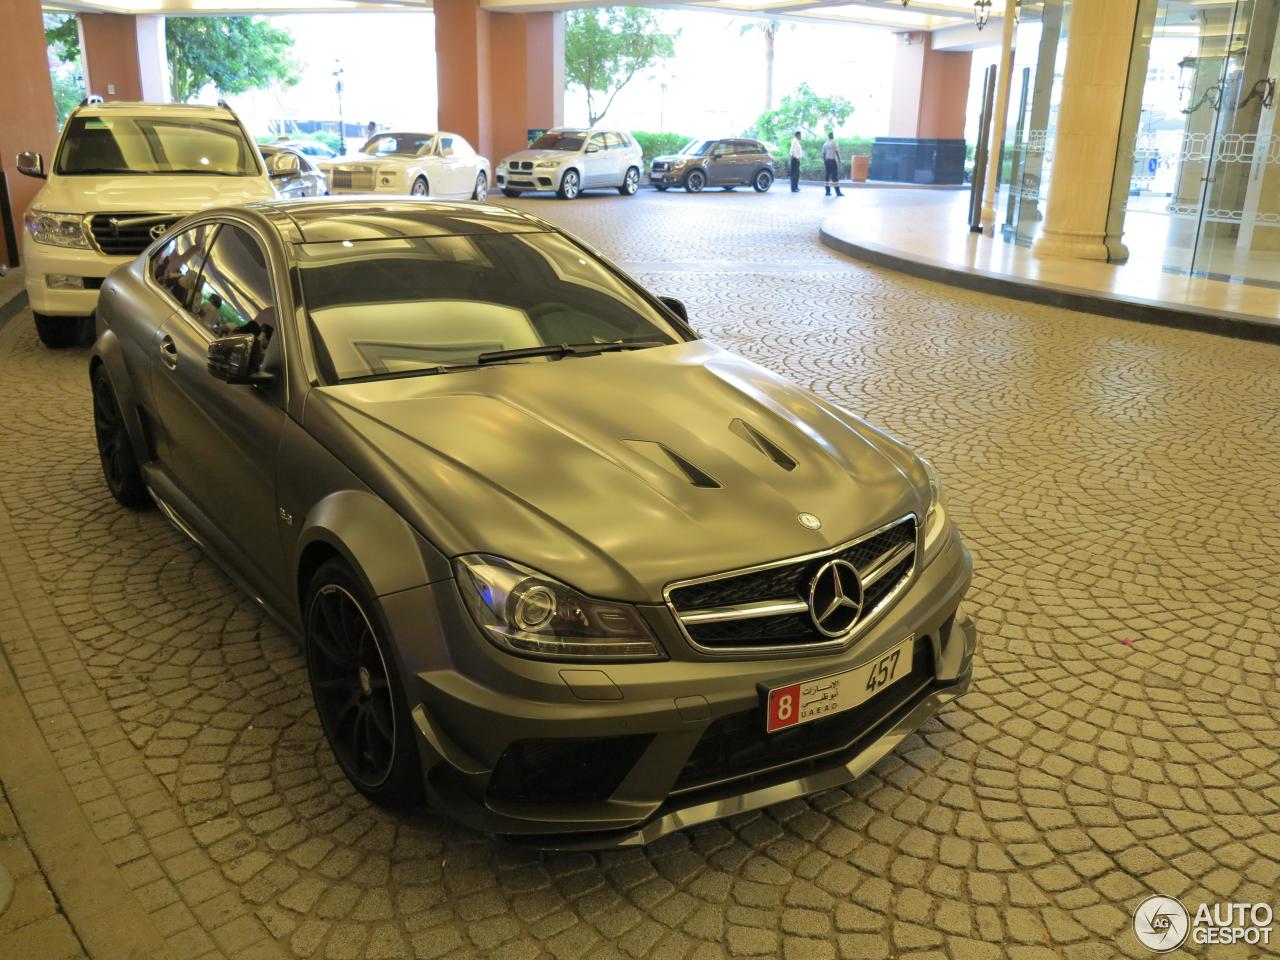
[339,363,476,384]
[477,340,667,366]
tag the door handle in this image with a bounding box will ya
[159,334,177,370]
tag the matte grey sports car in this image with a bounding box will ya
[89,198,976,847]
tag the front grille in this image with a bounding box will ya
[651,161,669,171]
[513,160,533,171]
[666,516,917,653]
[89,213,182,257]
[331,168,373,191]
[673,637,934,794]
[486,735,651,804]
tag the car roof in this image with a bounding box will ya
[76,101,237,120]
[248,198,550,243]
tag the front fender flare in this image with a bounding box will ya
[294,490,448,606]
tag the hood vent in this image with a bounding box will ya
[623,440,721,489]
[730,418,797,471]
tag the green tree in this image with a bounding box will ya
[43,14,84,124]
[565,7,678,125]
[166,16,299,103]
[753,83,854,143]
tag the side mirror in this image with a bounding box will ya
[267,153,301,179]
[658,296,688,324]
[16,151,45,179]
[585,144,600,154]
[207,334,270,384]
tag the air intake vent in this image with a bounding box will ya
[623,440,720,489]
[730,419,797,471]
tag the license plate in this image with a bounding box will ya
[765,636,914,733]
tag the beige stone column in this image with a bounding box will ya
[80,13,169,102]
[980,6,1018,235]
[1032,0,1142,261]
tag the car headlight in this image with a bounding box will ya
[921,458,951,564]
[25,211,90,249]
[534,159,562,169]
[455,554,664,661]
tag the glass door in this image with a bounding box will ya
[1192,0,1280,283]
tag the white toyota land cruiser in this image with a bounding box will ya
[16,100,275,348]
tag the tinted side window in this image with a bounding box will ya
[604,132,624,150]
[438,135,455,155]
[588,134,608,151]
[151,224,216,310]
[191,225,275,339]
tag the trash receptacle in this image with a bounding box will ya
[850,155,870,183]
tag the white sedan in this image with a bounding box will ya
[320,131,490,200]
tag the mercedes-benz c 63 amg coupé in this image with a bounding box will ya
[89,198,976,847]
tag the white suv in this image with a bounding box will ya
[16,100,275,348]
[497,128,642,200]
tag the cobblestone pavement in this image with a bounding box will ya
[0,187,1277,960]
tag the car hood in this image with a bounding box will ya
[34,173,275,214]
[501,149,577,165]
[310,341,927,601]
[651,154,697,165]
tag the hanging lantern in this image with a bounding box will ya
[974,0,993,29]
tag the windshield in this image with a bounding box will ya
[529,133,585,152]
[55,115,261,176]
[359,134,434,157]
[297,231,686,383]
[678,140,714,156]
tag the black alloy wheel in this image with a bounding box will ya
[305,561,422,805]
[754,169,774,192]
[685,169,706,193]
[91,366,148,508]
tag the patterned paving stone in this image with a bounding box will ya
[0,187,1277,959]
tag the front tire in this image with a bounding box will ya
[753,169,774,193]
[91,365,148,509]
[34,312,90,349]
[618,167,640,195]
[305,560,423,807]
[685,169,706,193]
[472,171,488,201]
[557,169,581,200]
[410,176,430,197]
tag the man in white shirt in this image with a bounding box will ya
[789,131,803,192]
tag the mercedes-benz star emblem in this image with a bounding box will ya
[797,512,822,530]
[807,559,863,637]
[149,223,168,240]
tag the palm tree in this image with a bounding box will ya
[739,18,783,113]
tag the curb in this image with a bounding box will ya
[818,223,1280,345]
[0,289,26,330]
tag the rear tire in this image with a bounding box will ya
[618,167,640,195]
[685,169,706,193]
[34,312,90,349]
[501,187,522,198]
[91,365,148,509]
[410,176,429,197]
[472,171,488,201]
[753,169,774,193]
[305,559,424,807]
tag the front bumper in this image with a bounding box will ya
[21,232,125,316]
[386,532,976,848]
[648,168,686,185]
[496,169,557,191]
